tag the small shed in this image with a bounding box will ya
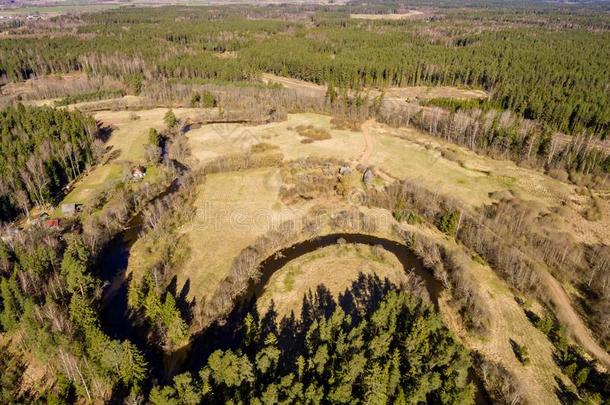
[45,219,60,228]
[363,168,375,184]
[61,203,76,216]
[339,166,352,175]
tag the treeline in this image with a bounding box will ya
[0,160,182,401]
[126,172,201,352]
[368,177,610,351]
[0,104,97,221]
[379,104,610,177]
[0,6,608,137]
[53,89,126,106]
[527,309,610,402]
[242,26,610,137]
[151,278,475,404]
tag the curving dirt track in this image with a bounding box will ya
[260,75,610,369]
[358,119,610,370]
[541,271,610,370]
[359,119,375,165]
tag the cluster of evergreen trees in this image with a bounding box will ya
[532,314,610,403]
[0,105,96,221]
[1,5,608,137]
[151,277,475,404]
[0,230,147,401]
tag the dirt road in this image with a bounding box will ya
[357,120,397,183]
[261,73,326,98]
[541,271,610,370]
[359,119,375,165]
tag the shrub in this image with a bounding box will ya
[535,316,554,336]
[511,340,530,365]
[438,210,461,236]
[295,125,331,143]
[201,90,217,107]
[164,109,177,129]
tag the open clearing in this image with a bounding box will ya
[182,111,609,378]
[187,112,364,165]
[190,113,579,214]
[256,243,406,317]
[350,11,424,20]
[64,106,606,394]
[179,113,610,306]
[261,73,488,102]
[365,120,575,209]
[176,168,301,301]
[0,4,119,16]
[384,85,487,101]
[439,243,571,405]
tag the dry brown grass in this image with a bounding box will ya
[350,11,424,20]
[384,85,487,101]
[186,113,364,164]
[260,73,487,108]
[399,222,570,405]
[175,168,301,302]
[330,116,362,131]
[295,124,332,143]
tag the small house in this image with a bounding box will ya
[131,166,146,179]
[45,219,60,228]
[61,203,76,216]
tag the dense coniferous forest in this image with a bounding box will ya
[0,105,96,221]
[0,2,609,403]
[0,230,147,401]
[0,4,609,137]
[151,279,474,404]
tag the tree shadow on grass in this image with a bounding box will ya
[554,376,579,405]
[165,275,194,325]
[185,272,400,373]
[97,123,114,142]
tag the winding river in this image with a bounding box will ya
[99,222,489,403]
[246,233,442,309]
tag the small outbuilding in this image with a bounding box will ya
[45,219,61,228]
[339,166,352,175]
[363,168,375,185]
[61,203,77,216]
